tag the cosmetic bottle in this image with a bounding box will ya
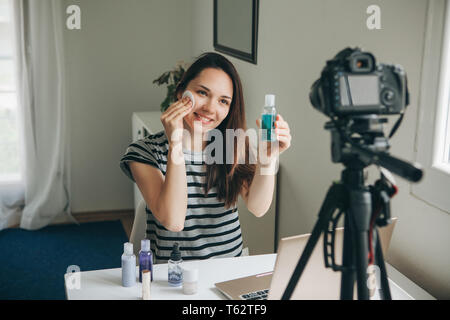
[139,239,153,282]
[183,267,198,295]
[168,243,183,287]
[121,242,136,287]
[261,94,277,141]
[142,270,151,300]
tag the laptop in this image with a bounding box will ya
[215,218,397,300]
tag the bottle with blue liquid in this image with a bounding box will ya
[261,94,277,141]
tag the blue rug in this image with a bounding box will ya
[0,220,129,300]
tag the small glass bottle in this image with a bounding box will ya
[168,243,183,287]
[139,239,153,282]
[261,94,277,141]
[121,242,136,287]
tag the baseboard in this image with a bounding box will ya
[9,209,135,229]
[71,209,134,223]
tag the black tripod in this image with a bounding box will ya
[282,117,423,300]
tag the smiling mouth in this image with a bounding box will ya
[193,112,214,124]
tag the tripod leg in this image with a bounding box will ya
[340,215,355,299]
[353,229,370,299]
[281,183,346,300]
[348,189,371,300]
[374,228,392,300]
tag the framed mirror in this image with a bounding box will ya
[213,0,259,65]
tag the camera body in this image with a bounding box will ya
[310,47,409,117]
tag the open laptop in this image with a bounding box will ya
[215,218,397,300]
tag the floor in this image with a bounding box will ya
[1,213,132,300]
[72,210,134,240]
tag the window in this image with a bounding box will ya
[413,0,450,213]
[0,0,21,184]
[433,0,450,173]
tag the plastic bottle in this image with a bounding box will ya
[139,239,153,282]
[261,94,277,141]
[183,267,198,295]
[121,242,136,287]
[168,243,183,287]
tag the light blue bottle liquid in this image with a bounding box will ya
[121,242,136,287]
[262,94,277,141]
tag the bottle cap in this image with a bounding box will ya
[124,242,133,255]
[170,243,182,261]
[265,94,275,107]
[183,267,198,282]
[141,239,150,252]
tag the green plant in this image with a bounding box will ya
[152,60,188,112]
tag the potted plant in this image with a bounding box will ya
[152,60,188,112]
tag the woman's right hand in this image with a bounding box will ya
[160,96,193,147]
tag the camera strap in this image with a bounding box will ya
[388,113,405,139]
[389,71,409,139]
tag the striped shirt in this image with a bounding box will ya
[119,130,243,264]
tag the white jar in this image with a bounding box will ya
[182,267,198,295]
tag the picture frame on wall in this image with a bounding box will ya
[213,0,259,64]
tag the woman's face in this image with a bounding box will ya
[181,67,233,134]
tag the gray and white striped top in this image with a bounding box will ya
[120,130,243,264]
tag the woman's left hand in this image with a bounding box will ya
[256,114,292,164]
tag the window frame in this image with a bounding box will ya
[0,0,21,184]
[412,0,450,213]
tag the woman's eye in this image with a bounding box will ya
[197,90,229,105]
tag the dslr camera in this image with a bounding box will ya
[310,47,409,117]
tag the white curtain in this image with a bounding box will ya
[0,0,72,230]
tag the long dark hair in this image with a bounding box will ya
[174,52,256,208]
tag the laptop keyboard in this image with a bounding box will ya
[239,289,269,300]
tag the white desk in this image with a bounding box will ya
[64,254,434,300]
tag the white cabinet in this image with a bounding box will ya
[131,111,164,209]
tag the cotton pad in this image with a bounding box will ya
[182,90,195,108]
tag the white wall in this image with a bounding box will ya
[190,0,449,299]
[61,0,450,298]
[62,0,194,212]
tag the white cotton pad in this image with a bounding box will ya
[182,90,195,108]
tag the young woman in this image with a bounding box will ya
[120,52,291,263]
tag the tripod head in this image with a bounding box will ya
[325,115,423,183]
